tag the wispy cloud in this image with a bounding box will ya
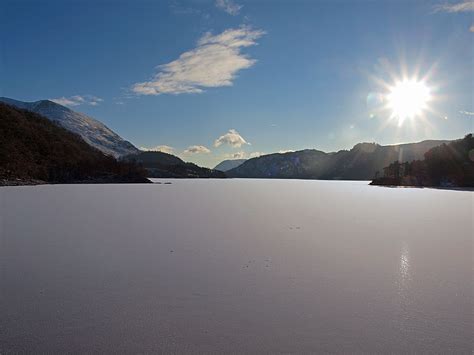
[139,145,175,154]
[229,151,247,159]
[460,110,474,115]
[433,1,474,12]
[183,145,211,154]
[215,0,242,15]
[214,129,249,148]
[132,26,265,95]
[170,0,210,19]
[51,95,103,107]
[224,151,265,159]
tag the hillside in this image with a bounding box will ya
[371,134,474,187]
[214,159,247,172]
[0,103,149,185]
[123,151,226,178]
[0,97,139,158]
[227,140,450,180]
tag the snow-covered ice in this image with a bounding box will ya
[0,180,472,353]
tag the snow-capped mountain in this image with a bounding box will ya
[0,97,139,157]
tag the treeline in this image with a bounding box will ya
[371,134,474,187]
[0,103,149,184]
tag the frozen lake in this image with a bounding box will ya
[1,180,472,353]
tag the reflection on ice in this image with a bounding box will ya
[400,241,411,286]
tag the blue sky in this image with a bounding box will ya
[1,0,473,167]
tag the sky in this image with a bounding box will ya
[1,0,473,167]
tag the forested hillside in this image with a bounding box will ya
[0,103,149,185]
[371,134,474,187]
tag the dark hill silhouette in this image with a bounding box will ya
[123,151,226,178]
[371,134,474,187]
[0,103,149,185]
[227,140,450,180]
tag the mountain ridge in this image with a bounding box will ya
[227,139,451,180]
[123,151,226,178]
[0,97,139,158]
[0,103,148,184]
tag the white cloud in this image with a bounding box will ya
[51,95,103,107]
[227,151,247,159]
[470,24,474,31]
[139,145,175,154]
[215,0,242,15]
[224,151,265,159]
[183,145,211,154]
[249,151,265,158]
[214,129,249,148]
[433,1,474,12]
[278,149,294,154]
[460,110,474,115]
[132,26,265,95]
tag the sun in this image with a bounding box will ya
[386,79,431,124]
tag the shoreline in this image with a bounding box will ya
[0,177,151,187]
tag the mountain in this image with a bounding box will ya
[0,103,149,185]
[371,134,474,187]
[214,159,247,171]
[227,140,451,180]
[123,151,226,178]
[0,97,139,158]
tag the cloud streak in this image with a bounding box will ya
[215,0,242,15]
[214,129,249,148]
[51,95,103,107]
[459,110,474,115]
[433,1,474,12]
[183,145,211,154]
[132,26,265,95]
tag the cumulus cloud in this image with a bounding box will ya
[51,95,103,107]
[460,110,474,115]
[132,26,265,95]
[183,145,211,154]
[214,129,249,148]
[433,1,474,12]
[215,0,242,15]
[139,145,175,154]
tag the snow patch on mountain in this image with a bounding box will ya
[0,97,139,157]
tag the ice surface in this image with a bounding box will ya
[0,180,472,353]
